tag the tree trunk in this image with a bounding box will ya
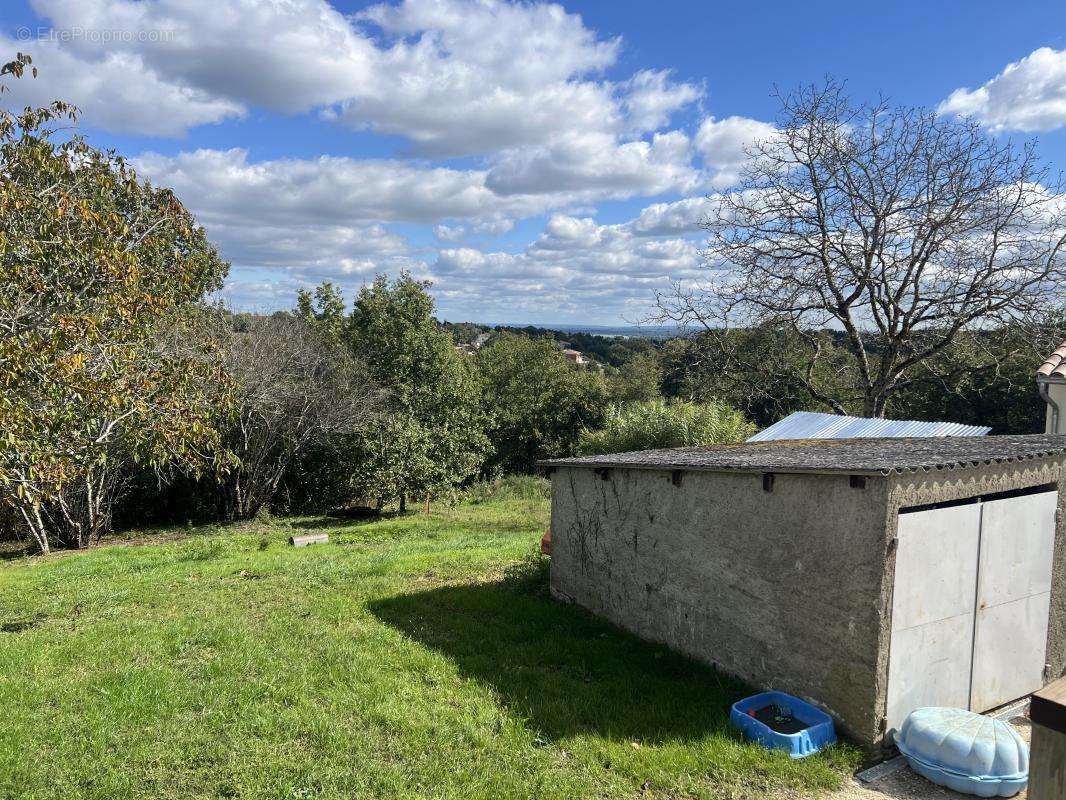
[399,493,407,513]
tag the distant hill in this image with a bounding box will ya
[520,324,678,340]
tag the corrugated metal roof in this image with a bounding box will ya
[539,434,1066,476]
[747,411,990,442]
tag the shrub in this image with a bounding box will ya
[577,399,755,455]
[464,475,551,504]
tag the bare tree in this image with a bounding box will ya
[219,313,380,519]
[658,80,1066,417]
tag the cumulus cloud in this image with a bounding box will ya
[695,115,776,188]
[628,196,714,236]
[428,211,704,320]
[622,69,703,133]
[487,130,700,198]
[938,47,1066,132]
[134,148,562,226]
[19,0,701,156]
[0,35,243,136]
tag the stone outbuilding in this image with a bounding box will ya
[541,435,1066,752]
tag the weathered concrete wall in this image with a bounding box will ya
[1045,382,1066,434]
[549,466,893,748]
[885,457,1066,704]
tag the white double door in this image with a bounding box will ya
[885,489,1057,733]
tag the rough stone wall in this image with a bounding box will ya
[549,465,893,748]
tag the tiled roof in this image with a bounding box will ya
[1038,342,1066,380]
[539,434,1066,476]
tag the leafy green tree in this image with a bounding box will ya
[577,399,755,456]
[344,274,488,509]
[477,333,609,474]
[0,55,232,551]
[296,281,346,342]
[608,350,663,404]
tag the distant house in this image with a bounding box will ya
[455,343,476,357]
[1038,341,1066,433]
[561,348,587,365]
[473,332,492,349]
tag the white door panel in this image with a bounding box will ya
[892,504,981,631]
[977,492,1056,607]
[970,489,1056,711]
[886,612,975,733]
[887,503,981,732]
[971,592,1052,712]
[887,490,1056,728]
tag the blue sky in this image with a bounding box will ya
[3,0,1066,324]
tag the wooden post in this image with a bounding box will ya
[1029,677,1066,800]
[288,533,328,548]
[424,493,431,514]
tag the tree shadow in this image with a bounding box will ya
[368,571,751,744]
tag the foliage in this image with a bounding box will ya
[216,312,379,519]
[342,274,489,508]
[578,399,755,456]
[607,350,663,404]
[0,58,231,551]
[889,328,1047,434]
[464,475,551,505]
[657,78,1066,417]
[477,333,609,474]
[0,501,859,798]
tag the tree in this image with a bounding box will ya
[217,312,379,519]
[577,399,754,456]
[296,281,346,342]
[608,350,663,404]
[0,55,232,551]
[477,333,609,474]
[657,79,1066,417]
[343,274,488,510]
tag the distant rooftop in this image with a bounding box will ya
[748,411,990,441]
[540,434,1066,476]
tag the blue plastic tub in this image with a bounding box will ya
[895,707,1028,798]
[729,691,837,758]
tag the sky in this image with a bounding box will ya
[2,0,1066,325]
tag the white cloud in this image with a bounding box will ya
[29,0,373,112]
[622,69,703,133]
[486,130,700,198]
[695,115,776,188]
[434,224,466,243]
[429,211,704,320]
[629,196,714,236]
[19,0,701,158]
[938,47,1066,132]
[0,36,243,136]
[134,147,560,226]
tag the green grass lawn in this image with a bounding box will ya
[0,494,860,799]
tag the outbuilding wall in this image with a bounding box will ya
[549,465,893,747]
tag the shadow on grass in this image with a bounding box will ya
[368,565,751,744]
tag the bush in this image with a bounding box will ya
[578,399,755,455]
[464,475,551,504]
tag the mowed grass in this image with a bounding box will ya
[0,493,861,799]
